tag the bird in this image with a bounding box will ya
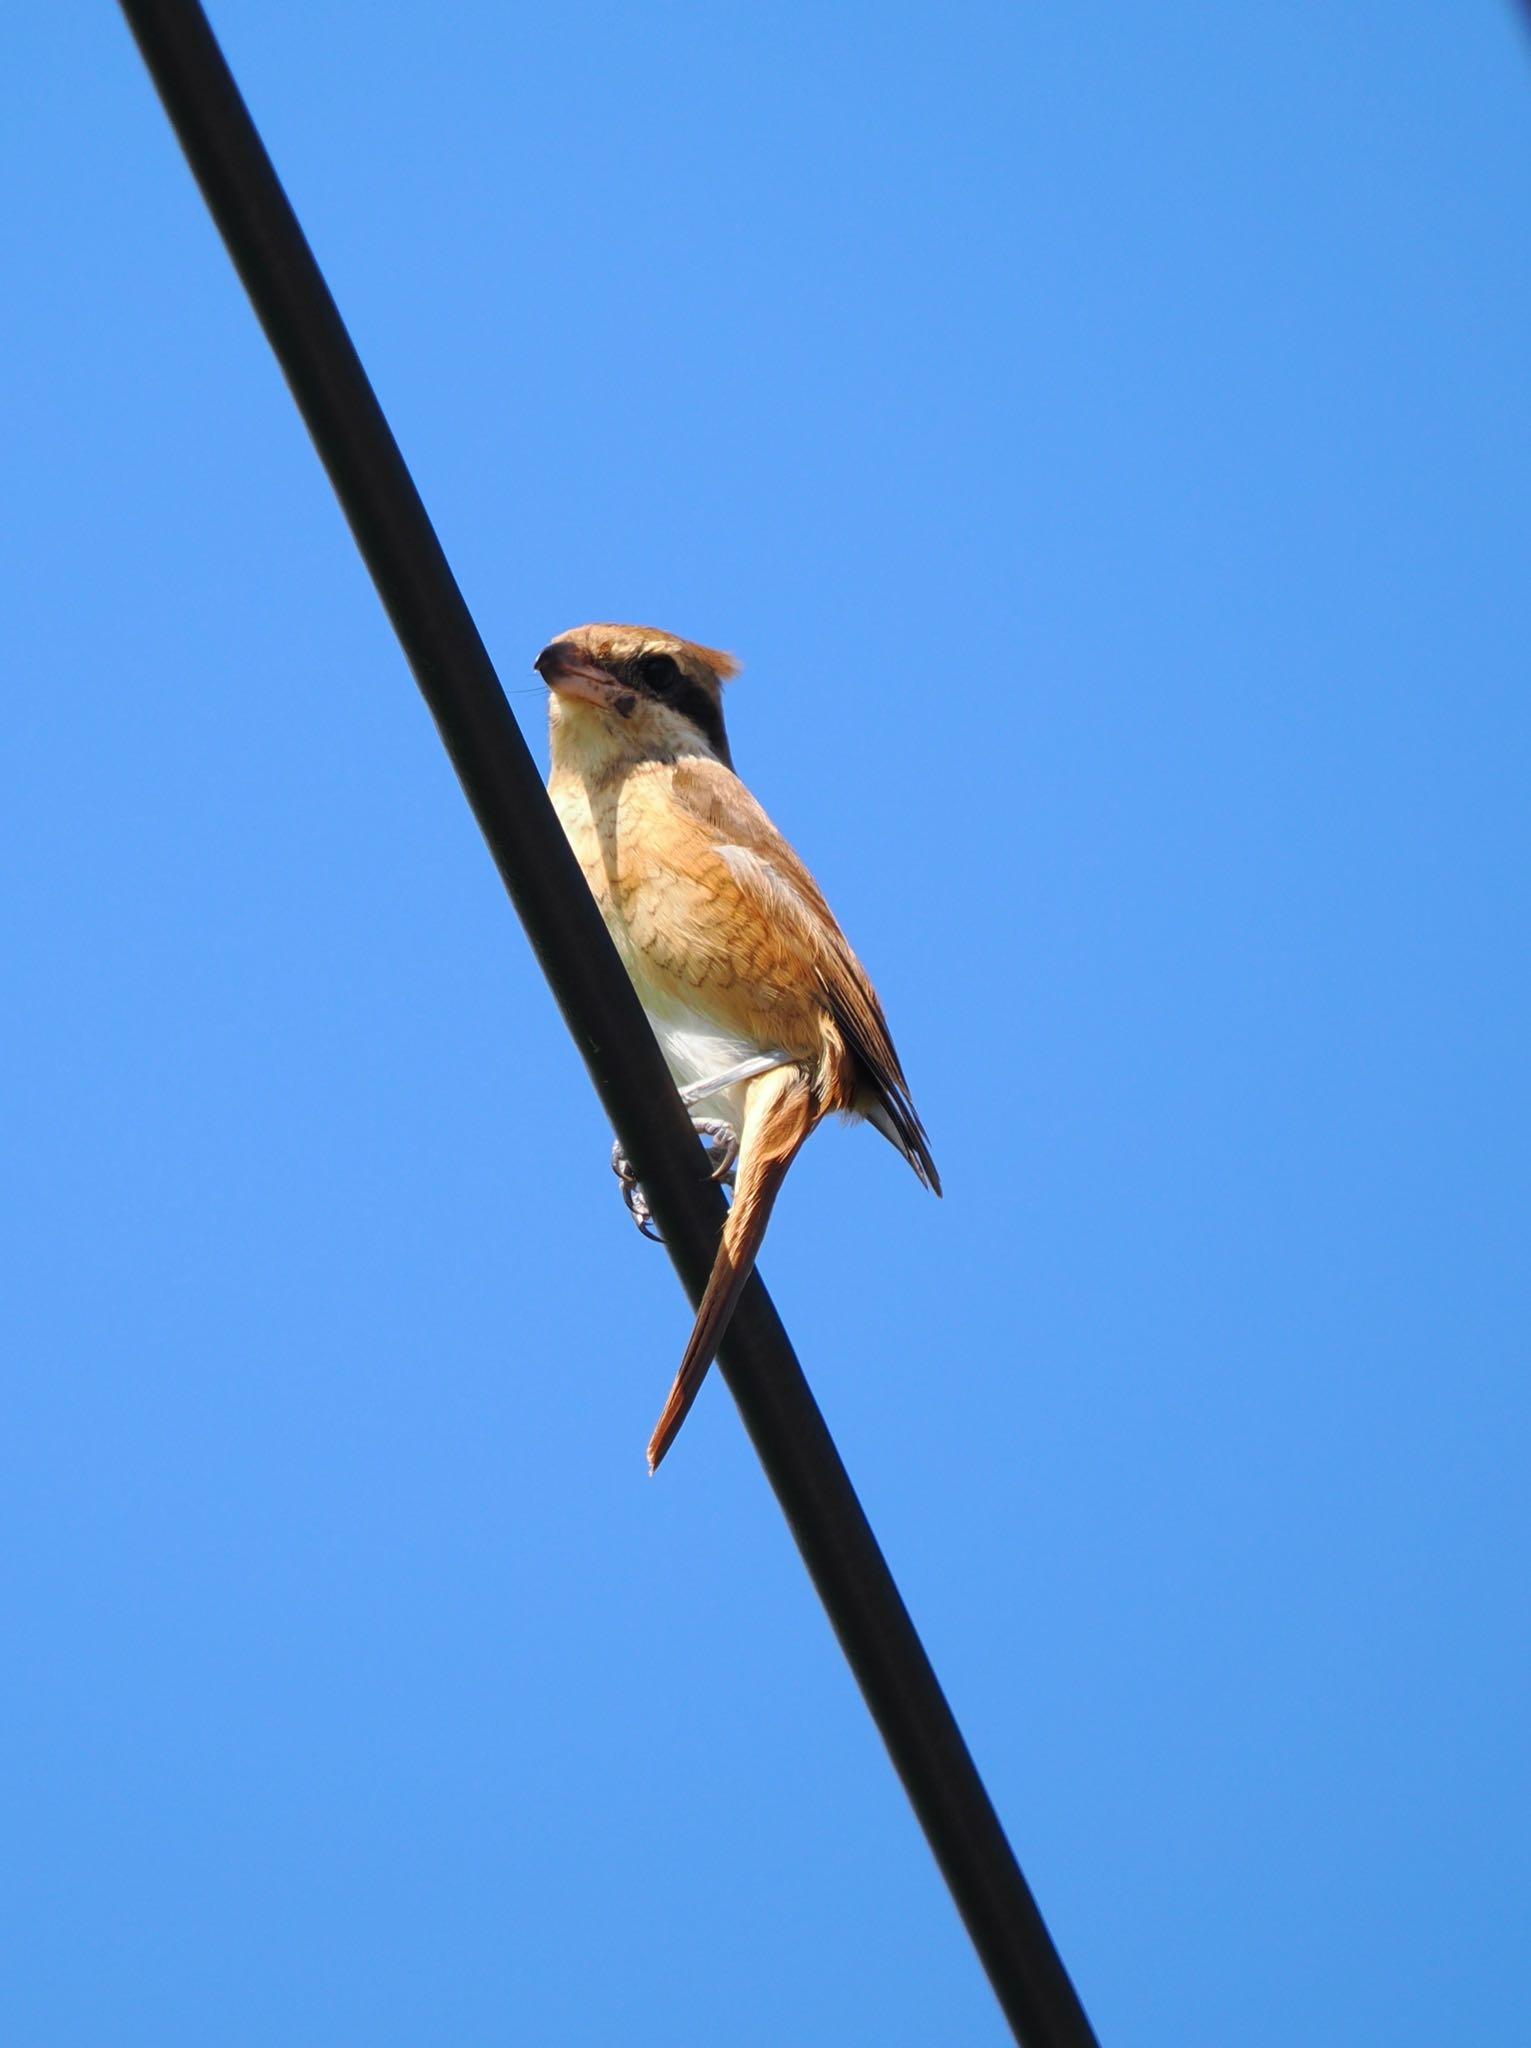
[536,623,939,1470]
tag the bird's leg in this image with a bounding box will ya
[610,1115,741,1243]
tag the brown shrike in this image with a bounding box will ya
[536,624,939,1470]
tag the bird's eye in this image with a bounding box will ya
[635,651,681,697]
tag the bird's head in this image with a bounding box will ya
[535,623,738,771]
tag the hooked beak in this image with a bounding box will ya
[534,640,619,710]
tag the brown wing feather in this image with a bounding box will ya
[670,761,940,1194]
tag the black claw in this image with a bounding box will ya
[692,1117,739,1184]
[626,1186,664,1241]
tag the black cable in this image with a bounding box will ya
[114,5,1100,2041]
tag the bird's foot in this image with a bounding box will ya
[610,1118,740,1242]
[611,1138,664,1241]
[691,1117,740,1185]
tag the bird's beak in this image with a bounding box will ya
[534,641,619,709]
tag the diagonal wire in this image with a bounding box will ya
[113,4,1099,2041]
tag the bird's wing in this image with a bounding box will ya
[670,759,940,1192]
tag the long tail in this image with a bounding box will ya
[646,1065,813,1472]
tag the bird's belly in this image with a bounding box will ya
[638,986,778,1125]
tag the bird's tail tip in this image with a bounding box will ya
[645,1372,696,1474]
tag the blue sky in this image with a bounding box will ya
[4,4,1528,2041]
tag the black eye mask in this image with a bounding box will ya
[624,652,732,765]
